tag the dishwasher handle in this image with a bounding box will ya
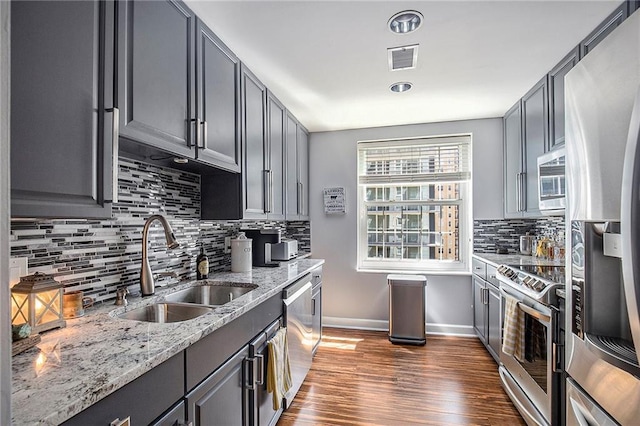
[284,281,312,306]
[283,274,312,300]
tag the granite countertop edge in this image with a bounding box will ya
[11,258,324,425]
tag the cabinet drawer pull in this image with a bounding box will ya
[255,354,265,386]
[110,417,130,426]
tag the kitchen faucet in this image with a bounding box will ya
[140,215,180,296]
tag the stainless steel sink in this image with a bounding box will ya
[117,302,213,323]
[164,284,258,306]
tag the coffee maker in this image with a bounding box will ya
[241,229,281,267]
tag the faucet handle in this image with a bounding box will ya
[114,287,129,306]
[154,271,178,280]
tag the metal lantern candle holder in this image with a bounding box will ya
[11,272,66,333]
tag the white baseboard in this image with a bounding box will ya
[323,316,476,337]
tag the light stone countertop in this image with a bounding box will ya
[11,258,324,425]
[473,252,564,267]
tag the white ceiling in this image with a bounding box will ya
[185,0,622,132]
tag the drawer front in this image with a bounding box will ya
[472,258,487,280]
[486,264,500,288]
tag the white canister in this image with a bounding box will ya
[231,232,252,272]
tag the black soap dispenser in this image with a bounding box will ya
[196,244,209,280]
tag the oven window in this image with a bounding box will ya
[517,311,548,393]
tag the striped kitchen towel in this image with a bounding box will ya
[502,294,525,361]
[267,327,292,411]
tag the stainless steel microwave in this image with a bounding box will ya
[537,148,566,215]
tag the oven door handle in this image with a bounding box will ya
[517,302,551,324]
[499,288,551,323]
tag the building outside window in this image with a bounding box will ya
[357,135,471,273]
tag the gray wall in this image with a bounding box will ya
[1,1,10,422]
[309,118,503,335]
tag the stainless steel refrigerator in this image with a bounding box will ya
[565,9,640,426]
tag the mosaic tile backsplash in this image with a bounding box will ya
[473,216,565,254]
[10,158,311,303]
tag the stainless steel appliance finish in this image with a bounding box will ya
[565,10,640,426]
[497,264,564,306]
[520,234,534,255]
[282,274,313,409]
[537,148,566,215]
[271,239,298,261]
[566,378,618,426]
[388,274,427,345]
[497,274,562,426]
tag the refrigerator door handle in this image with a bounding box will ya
[622,87,640,358]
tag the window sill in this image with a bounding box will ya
[356,268,472,276]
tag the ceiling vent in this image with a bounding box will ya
[388,45,418,71]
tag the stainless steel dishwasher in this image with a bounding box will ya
[282,273,313,409]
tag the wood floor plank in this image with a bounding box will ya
[278,328,525,426]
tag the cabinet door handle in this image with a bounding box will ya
[297,182,303,214]
[312,298,316,315]
[105,107,119,204]
[515,173,521,212]
[255,354,265,386]
[520,172,527,211]
[188,118,201,148]
[200,120,208,149]
[263,170,271,213]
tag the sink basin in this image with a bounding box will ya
[164,284,258,306]
[117,302,213,323]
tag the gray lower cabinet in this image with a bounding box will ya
[118,0,196,158]
[249,320,284,426]
[151,401,187,426]
[472,258,502,363]
[285,112,310,220]
[62,353,185,425]
[10,0,117,219]
[186,345,249,426]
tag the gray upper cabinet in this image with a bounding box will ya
[503,101,524,218]
[241,66,268,219]
[297,126,310,220]
[580,2,628,58]
[11,0,117,219]
[521,76,548,218]
[548,47,579,151]
[267,92,286,220]
[285,112,310,220]
[118,0,196,158]
[195,20,241,173]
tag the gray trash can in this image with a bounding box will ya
[388,274,427,345]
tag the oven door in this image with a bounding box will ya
[500,286,559,425]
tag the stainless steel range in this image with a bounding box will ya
[497,264,564,426]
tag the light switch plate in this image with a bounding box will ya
[224,237,231,254]
[9,257,28,288]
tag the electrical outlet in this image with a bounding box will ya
[224,237,231,253]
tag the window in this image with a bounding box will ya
[357,135,471,273]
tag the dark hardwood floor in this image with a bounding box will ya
[278,328,525,426]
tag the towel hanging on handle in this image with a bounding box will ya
[267,327,293,411]
[502,294,525,361]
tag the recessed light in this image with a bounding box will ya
[390,82,412,93]
[388,10,423,35]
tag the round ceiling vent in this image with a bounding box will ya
[390,82,413,93]
[388,10,423,34]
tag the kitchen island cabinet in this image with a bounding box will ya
[10,0,117,219]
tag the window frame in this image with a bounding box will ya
[356,134,472,274]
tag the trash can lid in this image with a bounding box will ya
[387,274,427,282]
